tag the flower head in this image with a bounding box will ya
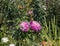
[28,10,33,15]
[1,37,9,43]
[30,21,42,32]
[9,44,15,46]
[20,22,29,32]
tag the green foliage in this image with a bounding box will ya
[0,0,60,46]
[46,0,60,27]
[40,16,60,46]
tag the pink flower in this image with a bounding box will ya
[28,10,33,15]
[30,21,42,32]
[20,22,29,32]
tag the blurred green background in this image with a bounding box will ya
[0,0,60,46]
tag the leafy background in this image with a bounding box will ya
[0,0,60,46]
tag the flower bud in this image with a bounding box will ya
[28,10,33,15]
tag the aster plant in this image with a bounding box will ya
[0,0,60,46]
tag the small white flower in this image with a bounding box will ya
[9,44,15,46]
[44,7,46,10]
[42,5,46,10]
[1,37,9,43]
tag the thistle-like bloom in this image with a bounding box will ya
[1,37,9,43]
[20,22,29,32]
[30,21,42,32]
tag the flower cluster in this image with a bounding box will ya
[1,37,15,46]
[9,44,15,46]
[1,37,9,43]
[20,21,42,32]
